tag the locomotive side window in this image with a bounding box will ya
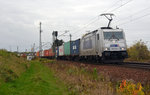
[83,37,92,49]
[97,34,99,40]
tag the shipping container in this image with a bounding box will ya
[49,48,55,57]
[71,39,80,55]
[36,51,40,57]
[64,41,71,56]
[41,50,44,57]
[44,50,49,56]
[59,45,64,56]
[21,53,26,58]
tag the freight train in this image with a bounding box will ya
[36,13,128,63]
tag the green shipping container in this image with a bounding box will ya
[64,41,71,55]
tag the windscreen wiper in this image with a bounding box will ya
[109,33,119,40]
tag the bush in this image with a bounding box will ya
[127,40,150,61]
[117,80,145,95]
[93,68,98,80]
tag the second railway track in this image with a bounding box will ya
[121,62,150,70]
[57,59,150,70]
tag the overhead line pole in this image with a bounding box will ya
[70,34,72,42]
[39,22,42,57]
[17,46,19,53]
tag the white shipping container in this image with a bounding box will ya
[59,45,64,56]
[41,50,44,57]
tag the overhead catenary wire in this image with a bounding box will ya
[71,0,134,40]
[71,17,99,36]
[72,19,100,39]
[51,0,134,42]
[115,6,150,24]
[58,30,69,38]
[70,0,127,36]
[103,0,122,12]
[108,0,134,12]
[71,0,125,35]
[46,0,150,50]
[117,13,150,26]
[34,42,52,51]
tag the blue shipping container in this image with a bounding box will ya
[70,39,80,55]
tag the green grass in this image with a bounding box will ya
[0,50,28,83]
[0,61,68,95]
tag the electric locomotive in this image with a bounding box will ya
[80,13,128,62]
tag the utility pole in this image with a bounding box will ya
[39,22,42,57]
[69,34,72,56]
[52,31,58,58]
[33,43,35,53]
[25,49,27,52]
[17,46,19,53]
[31,43,35,56]
[69,34,72,42]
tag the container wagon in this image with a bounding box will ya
[49,48,55,58]
[64,41,71,60]
[44,50,49,57]
[58,45,64,59]
[70,39,80,60]
[64,41,71,56]
[36,51,40,57]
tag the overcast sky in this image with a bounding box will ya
[0,0,150,52]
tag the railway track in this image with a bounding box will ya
[95,61,150,70]
[120,62,150,70]
[57,59,150,70]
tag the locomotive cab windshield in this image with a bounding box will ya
[102,29,126,51]
[103,31,124,40]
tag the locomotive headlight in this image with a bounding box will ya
[105,48,109,51]
[121,47,125,50]
[105,48,108,50]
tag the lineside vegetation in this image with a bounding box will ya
[126,40,150,62]
[45,59,150,95]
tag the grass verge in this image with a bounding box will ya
[0,50,29,84]
[0,61,68,95]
